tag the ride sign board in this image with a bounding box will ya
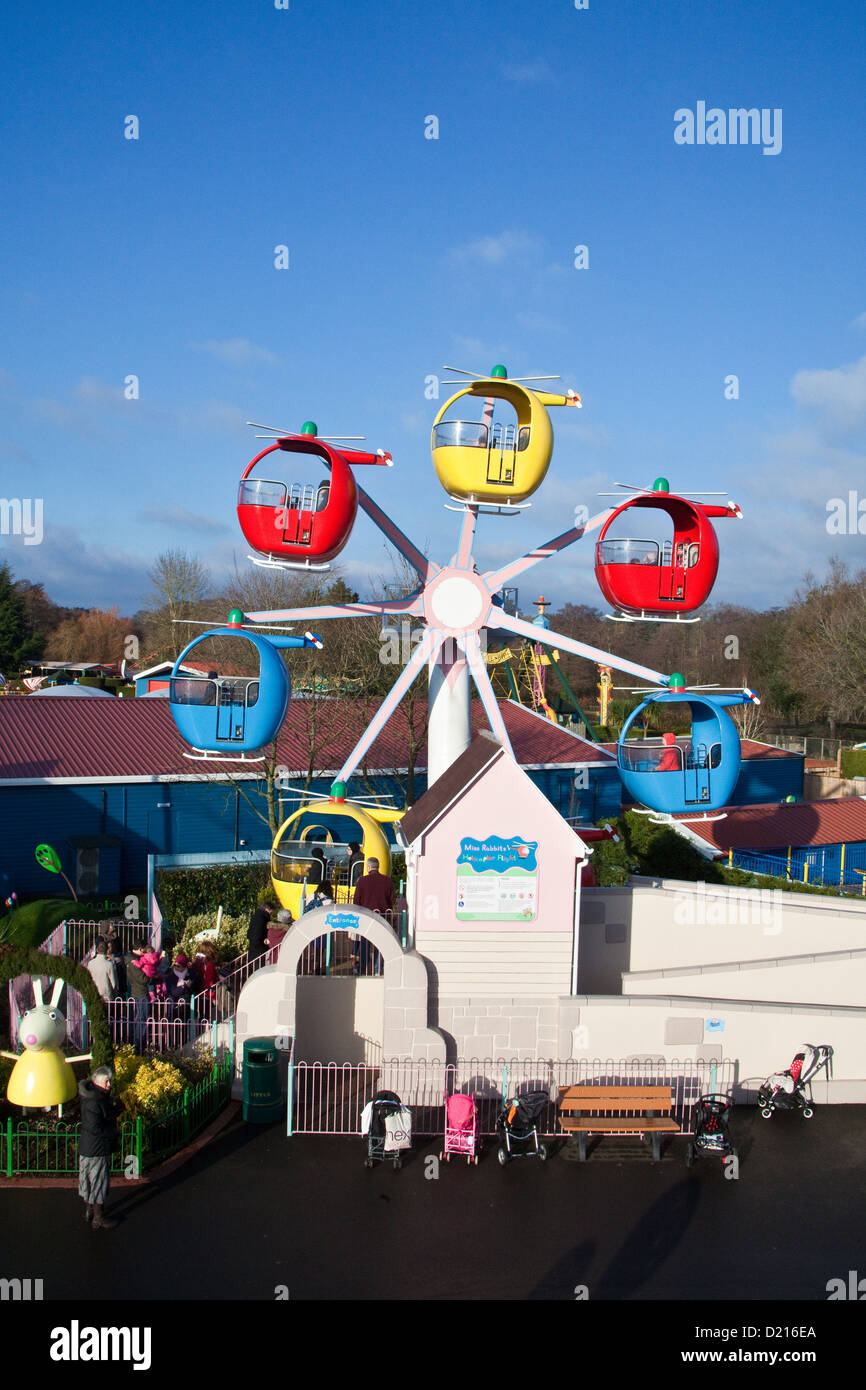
[456,836,538,922]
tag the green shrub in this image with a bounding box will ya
[156,863,271,927]
[118,1056,186,1121]
[841,749,866,779]
[177,913,248,963]
[0,899,81,950]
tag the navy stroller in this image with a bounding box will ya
[496,1091,549,1165]
[685,1094,736,1168]
[758,1043,833,1120]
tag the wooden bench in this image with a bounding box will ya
[558,1085,680,1161]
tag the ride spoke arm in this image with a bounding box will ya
[246,597,424,624]
[460,633,514,756]
[333,627,445,785]
[355,484,440,584]
[484,510,612,591]
[491,611,669,687]
[454,505,478,569]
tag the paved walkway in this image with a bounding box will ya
[2,1103,864,1302]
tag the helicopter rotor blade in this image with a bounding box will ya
[246,420,297,435]
[507,374,561,382]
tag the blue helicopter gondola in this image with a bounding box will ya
[169,609,323,761]
[616,674,760,818]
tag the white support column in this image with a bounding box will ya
[427,638,471,786]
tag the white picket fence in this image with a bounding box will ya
[287,1055,735,1138]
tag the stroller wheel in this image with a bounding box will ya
[394,1156,402,1171]
[538,1144,548,1161]
[685,1144,695,1168]
[472,1155,479,1166]
[497,1147,508,1166]
[364,1158,373,1168]
[802,1106,814,1119]
[760,1108,774,1119]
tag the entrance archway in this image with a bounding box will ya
[233,904,446,1094]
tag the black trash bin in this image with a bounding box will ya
[242,1036,282,1123]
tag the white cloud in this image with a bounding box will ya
[790,354,866,435]
[516,310,568,336]
[502,59,555,85]
[851,311,866,329]
[451,229,545,266]
[139,506,230,534]
[191,338,280,367]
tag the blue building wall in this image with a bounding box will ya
[730,755,804,806]
[1,762,620,901]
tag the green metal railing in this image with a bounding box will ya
[1,1051,233,1177]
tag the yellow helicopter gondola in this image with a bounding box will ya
[270,782,403,918]
[430,365,581,507]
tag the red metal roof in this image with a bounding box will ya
[675,797,866,851]
[0,695,611,782]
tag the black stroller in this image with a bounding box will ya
[361,1089,412,1169]
[685,1094,737,1168]
[496,1091,550,1165]
[758,1043,833,1120]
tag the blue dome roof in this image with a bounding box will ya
[35,682,115,697]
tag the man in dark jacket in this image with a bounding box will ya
[78,1067,119,1230]
[353,858,396,975]
[248,901,275,965]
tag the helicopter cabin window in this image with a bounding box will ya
[286,482,320,513]
[709,743,722,769]
[674,542,700,568]
[433,420,489,449]
[517,426,530,451]
[218,678,259,708]
[315,481,330,512]
[172,677,217,707]
[238,478,287,509]
[271,838,361,903]
[598,538,660,567]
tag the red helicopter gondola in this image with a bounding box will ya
[237,421,393,571]
[594,477,742,622]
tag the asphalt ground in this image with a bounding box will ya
[2,1102,864,1307]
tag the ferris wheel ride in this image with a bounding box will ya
[166,364,755,820]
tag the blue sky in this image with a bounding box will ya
[1,0,865,620]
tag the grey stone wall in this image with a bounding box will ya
[435,996,560,1061]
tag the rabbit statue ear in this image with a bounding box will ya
[49,978,65,1008]
[32,979,44,1007]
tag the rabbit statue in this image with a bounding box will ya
[1,978,91,1109]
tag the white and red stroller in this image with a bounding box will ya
[440,1093,479,1165]
[758,1043,833,1119]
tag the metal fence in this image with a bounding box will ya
[10,941,279,1052]
[40,919,160,961]
[286,1056,735,1138]
[730,846,866,891]
[297,930,384,977]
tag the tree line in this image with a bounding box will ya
[2,553,864,739]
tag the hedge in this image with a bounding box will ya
[0,945,113,1068]
[156,862,272,927]
[841,749,866,779]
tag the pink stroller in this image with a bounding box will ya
[440,1093,479,1165]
